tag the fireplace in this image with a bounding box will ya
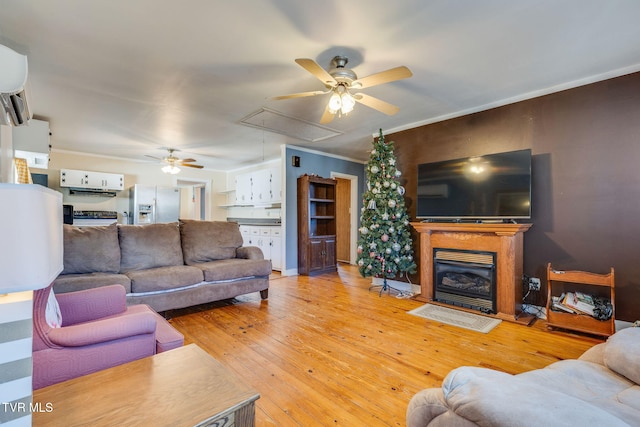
[411,222,533,324]
[433,248,497,314]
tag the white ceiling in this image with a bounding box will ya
[2,1,640,171]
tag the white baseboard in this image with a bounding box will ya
[280,268,298,277]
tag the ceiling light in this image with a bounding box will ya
[162,164,180,174]
[340,92,355,114]
[328,92,342,114]
[327,84,356,116]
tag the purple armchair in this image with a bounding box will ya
[33,284,183,389]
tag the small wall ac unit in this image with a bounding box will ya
[0,44,32,127]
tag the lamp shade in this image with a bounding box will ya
[0,184,63,293]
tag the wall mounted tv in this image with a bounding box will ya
[416,149,532,220]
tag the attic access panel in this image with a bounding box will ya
[240,108,342,142]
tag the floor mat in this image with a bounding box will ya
[408,303,501,333]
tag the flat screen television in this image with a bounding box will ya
[416,149,531,220]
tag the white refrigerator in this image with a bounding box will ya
[129,185,181,224]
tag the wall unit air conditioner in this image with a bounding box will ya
[0,44,32,127]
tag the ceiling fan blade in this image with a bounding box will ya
[351,66,412,89]
[179,163,204,169]
[145,154,163,161]
[319,105,335,124]
[180,158,196,163]
[272,90,329,100]
[353,93,400,115]
[295,58,337,87]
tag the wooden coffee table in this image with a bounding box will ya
[33,344,260,427]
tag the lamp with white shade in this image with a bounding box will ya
[0,184,63,293]
[0,183,63,426]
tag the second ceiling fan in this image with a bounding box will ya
[146,148,203,174]
[272,56,412,124]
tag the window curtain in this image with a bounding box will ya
[14,157,33,184]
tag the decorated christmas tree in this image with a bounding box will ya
[356,129,416,290]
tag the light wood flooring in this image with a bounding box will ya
[167,263,603,427]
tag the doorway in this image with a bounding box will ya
[331,172,358,264]
[175,178,211,220]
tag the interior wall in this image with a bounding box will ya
[284,146,366,275]
[391,71,640,322]
[0,125,13,183]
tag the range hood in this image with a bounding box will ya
[0,44,32,127]
[68,188,117,197]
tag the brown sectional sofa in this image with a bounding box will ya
[53,220,271,312]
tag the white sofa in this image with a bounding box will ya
[407,327,640,427]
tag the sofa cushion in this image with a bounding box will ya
[53,273,132,294]
[125,265,204,294]
[194,258,272,282]
[604,327,640,384]
[180,220,243,264]
[443,366,631,427]
[61,223,121,274]
[119,223,184,271]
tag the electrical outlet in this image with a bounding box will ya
[528,277,541,291]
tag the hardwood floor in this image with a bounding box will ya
[167,264,602,427]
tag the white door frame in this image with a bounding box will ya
[330,171,358,264]
[175,178,212,220]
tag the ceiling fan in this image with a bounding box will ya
[272,56,412,124]
[146,148,203,174]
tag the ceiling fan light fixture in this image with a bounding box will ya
[162,164,181,174]
[340,92,355,114]
[328,91,342,114]
[274,56,412,124]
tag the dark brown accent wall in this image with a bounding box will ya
[392,71,640,322]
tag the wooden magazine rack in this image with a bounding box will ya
[546,263,615,337]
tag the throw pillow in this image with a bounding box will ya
[45,289,62,328]
[604,327,640,384]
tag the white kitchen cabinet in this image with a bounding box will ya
[269,167,282,203]
[60,169,124,191]
[86,172,123,190]
[238,225,281,271]
[251,169,271,204]
[239,225,252,246]
[230,167,281,207]
[269,227,282,270]
[235,173,252,205]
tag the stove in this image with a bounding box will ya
[72,210,118,226]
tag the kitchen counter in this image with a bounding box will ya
[227,217,281,226]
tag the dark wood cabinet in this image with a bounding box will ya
[298,175,337,275]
